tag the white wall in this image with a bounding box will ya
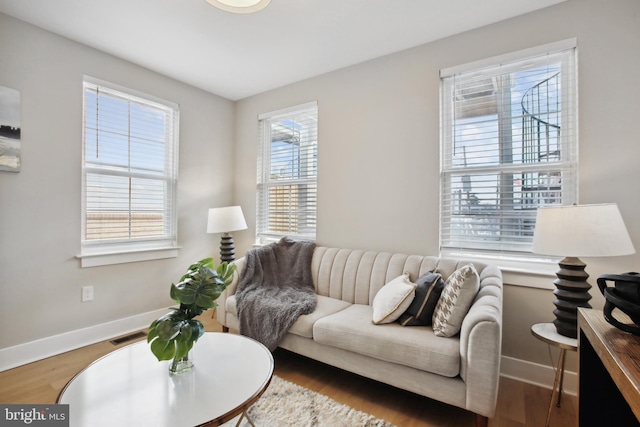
[0,14,235,359]
[233,0,640,377]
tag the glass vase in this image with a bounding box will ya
[169,350,194,375]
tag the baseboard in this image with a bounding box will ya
[500,354,577,396]
[0,308,168,372]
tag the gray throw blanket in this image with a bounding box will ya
[236,237,317,351]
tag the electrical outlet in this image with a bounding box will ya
[82,285,94,302]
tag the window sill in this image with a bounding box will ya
[77,246,180,268]
[440,249,559,290]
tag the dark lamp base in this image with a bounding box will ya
[219,234,236,263]
[552,256,592,339]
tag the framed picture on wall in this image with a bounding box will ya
[0,85,21,172]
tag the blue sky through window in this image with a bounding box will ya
[270,118,301,180]
[84,90,171,215]
[451,63,561,169]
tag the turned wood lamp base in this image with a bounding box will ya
[552,256,592,338]
[219,233,236,263]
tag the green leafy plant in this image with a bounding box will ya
[147,258,236,363]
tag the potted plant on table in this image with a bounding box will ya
[147,258,236,374]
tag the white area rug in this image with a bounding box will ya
[222,375,395,427]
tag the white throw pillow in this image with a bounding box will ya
[372,274,416,325]
[432,264,480,337]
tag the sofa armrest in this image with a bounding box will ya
[215,257,246,326]
[459,265,503,417]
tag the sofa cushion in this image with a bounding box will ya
[398,272,445,326]
[371,274,416,324]
[226,294,351,339]
[432,264,479,337]
[288,295,352,338]
[314,304,461,377]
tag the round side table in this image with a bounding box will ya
[531,322,578,427]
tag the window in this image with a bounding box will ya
[257,102,318,244]
[440,40,577,257]
[80,77,179,265]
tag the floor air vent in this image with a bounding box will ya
[110,331,147,345]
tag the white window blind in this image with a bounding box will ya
[81,77,179,255]
[257,102,318,244]
[440,41,577,256]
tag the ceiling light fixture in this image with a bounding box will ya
[206,0,271,14]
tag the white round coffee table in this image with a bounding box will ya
[57,332,273,427]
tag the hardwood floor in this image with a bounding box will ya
[0,312,577,426]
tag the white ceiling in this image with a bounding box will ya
[0,0,566,101]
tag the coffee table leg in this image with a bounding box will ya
[235,411,257,427]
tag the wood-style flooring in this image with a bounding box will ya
[0,311,577,426]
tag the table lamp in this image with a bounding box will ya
[532,203,635,338]
[207,206,248,263]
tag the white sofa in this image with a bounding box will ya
[216,246,503,427]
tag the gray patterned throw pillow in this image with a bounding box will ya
[432,264,480,337]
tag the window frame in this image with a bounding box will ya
[78,76,180,267]
[256,101,318,245]
[439,39,578,268]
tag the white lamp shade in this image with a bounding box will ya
[207,206,248,234]
[532,203,635,257]
[205,0,271,14]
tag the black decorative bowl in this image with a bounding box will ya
[598,272,640,335]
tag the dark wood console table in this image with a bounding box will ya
[578,308,640,426]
